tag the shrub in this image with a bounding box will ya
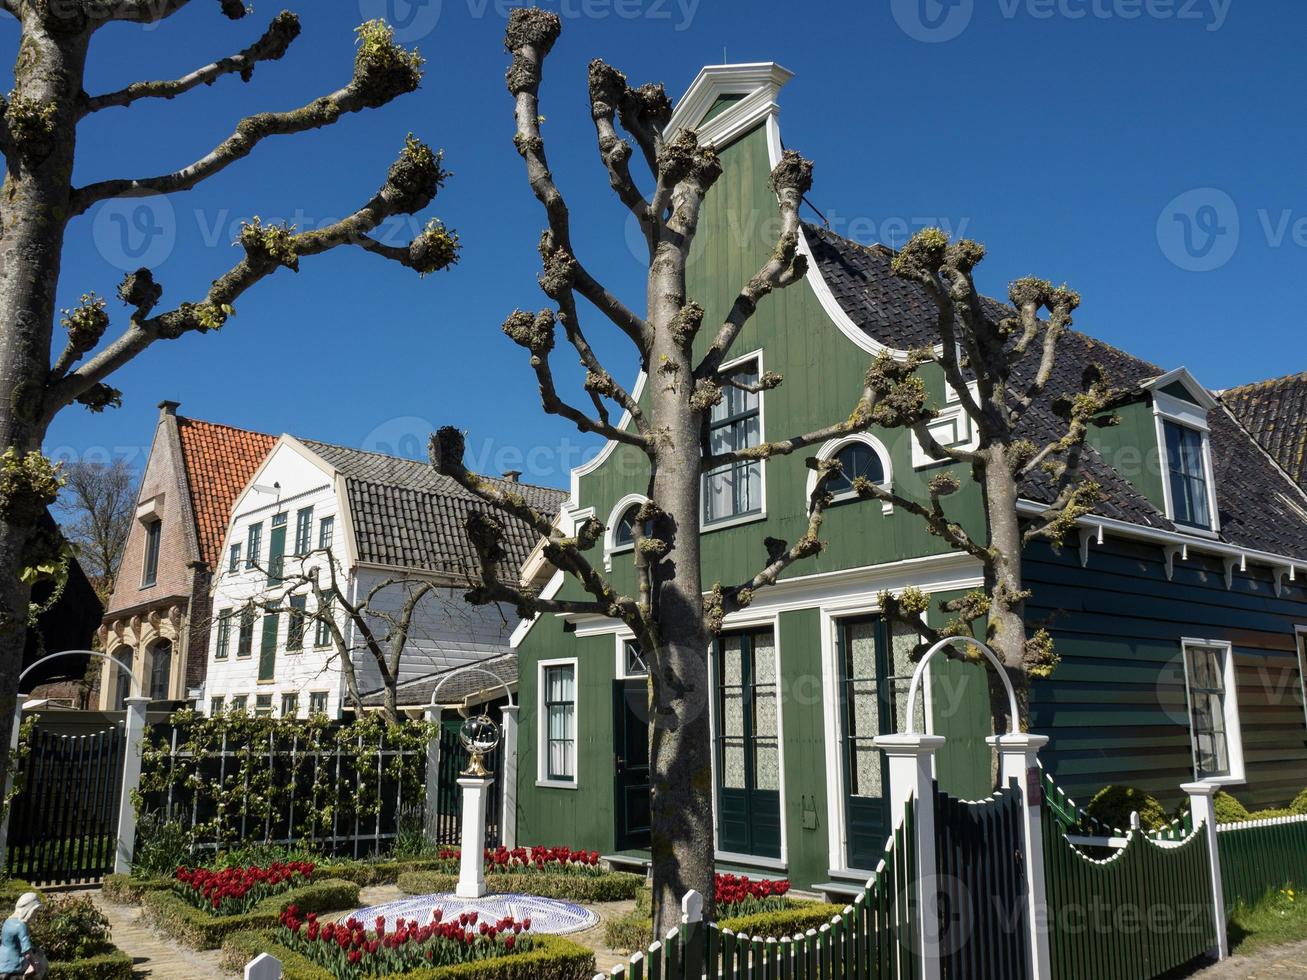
[143,877,358,949]
[173,861,314,916]
[1291,788,1307,815]
[102,874,171,905]
[31,896,113,961]
[47,948,133,980]
[221,929,595,980]
[131,811,197,879]
[715,874,791,918]
[213,841,319,870]
[1085,785,1168,832]
[0,879,36,907]
[397,870,642,903]
[1215,791,1250,824]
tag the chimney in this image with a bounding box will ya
[502,470,522,483]
[158,400,180,418]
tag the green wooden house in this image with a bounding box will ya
[509,63,1307,896]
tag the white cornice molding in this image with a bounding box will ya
[667,62,794,148]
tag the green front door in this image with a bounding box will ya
[258,611,280,682]
[715,628,781,859]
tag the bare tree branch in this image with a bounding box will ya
[587,60,653,231]
[81,10,301,116]
[85,0,199,24]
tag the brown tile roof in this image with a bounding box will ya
[175,417,277,570]
[1221,372,1307,490]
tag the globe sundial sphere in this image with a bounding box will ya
[459,715,500,777]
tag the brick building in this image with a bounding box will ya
[97,402,275,708]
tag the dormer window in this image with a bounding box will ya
[1163,421,1211,530]
[1145,368,1220,535]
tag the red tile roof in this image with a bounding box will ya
[175,417,277,570]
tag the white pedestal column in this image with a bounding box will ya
[874,732,945,980]
[456,776,494,898]
[114,696,150,875]
[499,705,519,849]
[1182,781,1229,961]
[988,732,1053,980]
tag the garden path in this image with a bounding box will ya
[1187,942,1307,978]
[80,888,226,979]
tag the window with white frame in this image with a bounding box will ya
[1181,639,1243,781]
[540,662,577,785]
[704,358,763,525]
[309,691,328,715]
[1163,421,1212,530]
[1297,628,1307,730]
[811,435,893,512]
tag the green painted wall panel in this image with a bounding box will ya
[1087,399,1167,513]
[777,608,829,890]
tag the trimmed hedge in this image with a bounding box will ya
[48,946,134,980]
[101,874,172,905]
[0,879,37,906]
[397,870,642,903]
[220,929,595,980]
[313,857,454,887]
[142,878,359,949]
[604,899,847,951]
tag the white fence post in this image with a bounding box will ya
[988,732,1053,980]
[875,732,945,980]
[244,952,282,980]
[499,704,519,849]
[1182,781,1228,961]
[423,706,443,842]
[0,694,28,871]
[113,696,150,876]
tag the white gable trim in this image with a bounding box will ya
[1142,367,1219,411]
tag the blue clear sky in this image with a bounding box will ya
[9,0,1303,489]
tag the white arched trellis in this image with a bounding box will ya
[901,635,1021,737]
[426,665,516,712]
[18,649,139,694]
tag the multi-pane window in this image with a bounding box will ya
[830,442,887,499]
[294,507,314,556]
[229,543,241,573]
[704,360,762,524]
[230,695,248,713]
[1164,421,1212,530]
[268,513,287,583]
[215,609,233,660]
[210,697,225,715]
[716,629,779,794]
[149,641,171,701]
[237,607,254,657]
[281,693,299,718]
[245,522,263,569]
[287,595,307,651]
[623,640,648,677]
[141,520,162,587]
[543,663,576,782]
[1184,643,1232,778]
[318,515,335,551]
[309,692,328,715]
[254,694,273,717]
[313,594,333,647]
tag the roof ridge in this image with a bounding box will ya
[176,415,277,441]
[1222,370,1307,394]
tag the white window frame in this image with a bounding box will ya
[603,494,650,572]
[702,349,768,533]
[1153,392,1220,537]
[911,381,981,468]
[1296,626,1307,731]
[613,630,648,679]
[537,657,579,790]
[808,434,894,515]
[1180,637,1244,785]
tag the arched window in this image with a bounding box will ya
[830,442,887,497]
[613,503,645,547]
[149,640,172,702]
[604,495,651,570]
[111,647,132,709]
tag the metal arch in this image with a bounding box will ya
[18,649,139,693]
[903,636,1021,736]
[427,665,516,711]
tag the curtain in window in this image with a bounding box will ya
[1185,645,1230,777]
[545,665,576,780]
[844,621,882,799]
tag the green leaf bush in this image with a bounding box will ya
[1085,785,1168,832]
[47,948,133,980]
[1214,791,1250,824]
[1291,788,1307,815]
[397,870,642,903]
[220,930,595,980]
[26,895,132,980]
[142,877,358,949]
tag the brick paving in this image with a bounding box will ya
[1186,941,1307,978]
[85,889,225,979]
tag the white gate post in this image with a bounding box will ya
[113,696,150,875]
[244,952,282,980]
[456,775,494,898]
[0,695,27,869]
[989,732,1053,980]
[875,732,945,980]
[1182,781,1228,961]
[499,704,519,849]
[423,706,443,842]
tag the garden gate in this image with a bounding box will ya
[934,781,1030,979]
[5,721,124,885]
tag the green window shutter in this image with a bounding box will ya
[268,514,287,584]
[258,611,280,681]
[287,595,306,650]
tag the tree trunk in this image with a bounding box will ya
[0,17,92,763]
[646,245,716,937]
[981,446,1031,733]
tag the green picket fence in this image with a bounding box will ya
[1039,766,1118,837]
[1042,805,1217,980]
[1217,813,1307,909]
[601,804,918,980]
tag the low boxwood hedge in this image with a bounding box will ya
[397,870,642,903]
[48,945,134,980]
[142,878,359,949]
[220,929,595,980]
[605,899,847,951]
[312,857,454,887]
[101,873,172,905]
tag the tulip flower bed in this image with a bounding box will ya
[174,861,315,916]
[277,905,532,977]
[715,873,791,918]
[483,846,603,876]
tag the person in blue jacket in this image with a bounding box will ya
[0,893,42,979]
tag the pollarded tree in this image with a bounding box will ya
[429,9,931,932]
[869,228,1122,733]
[0,4,459,739]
